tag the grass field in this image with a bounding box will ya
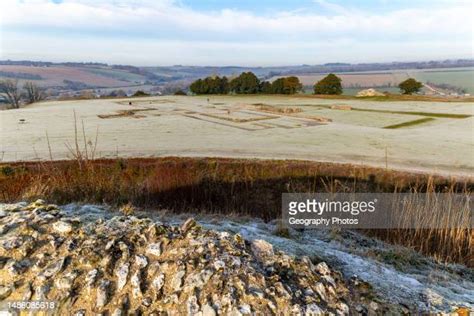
[87,68,147,83]
[1,94,473,267]
[275,67,474,95]
[1,95,473,176]
[2,64,473,96]
[410,68,474,94]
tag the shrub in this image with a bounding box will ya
[229,72,260,94]
[272,76,303,94]
[260,81,273,94]
[0,165,15,176]
[132,90,149,97]
[314,74,343,95]
[189,76,229,95]
[399,78,423,95]
[174,90,187,96]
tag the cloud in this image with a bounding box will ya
[2,31,470,66]
[313,0,359,15]
[1,0,470,38]
[0,0,472,65]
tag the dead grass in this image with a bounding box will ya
[0,156,472,266]
[331,105,352,110]
[116,99,176,106]
[98,108,154,119]
[119,202,137,216]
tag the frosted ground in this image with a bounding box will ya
[2,202,472,312]
[1,95,473,176]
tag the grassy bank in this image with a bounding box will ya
[0,157,472,266]
[384,118,436,129]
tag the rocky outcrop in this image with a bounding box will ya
[0,200,358,315]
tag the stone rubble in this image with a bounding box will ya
[0,200,384,314]
[355,88,385,97]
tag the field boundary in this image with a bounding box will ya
[384,118,435,129]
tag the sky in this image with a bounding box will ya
[0,0,472,66]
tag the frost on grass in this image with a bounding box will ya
[1,201,472,314]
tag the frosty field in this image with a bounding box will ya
[1,95,473,176]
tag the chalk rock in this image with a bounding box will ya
[315,262,331,276]
[251,239,274,261]
[0,285,12,300]
[356,88,385,97]
[52,220,73,234]
[116,263,130,291]
[97,279,110,308]
[146,242,162,257]
[172,270,186,292]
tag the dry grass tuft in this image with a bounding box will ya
[98,108,154,119]
[119,202,137,216]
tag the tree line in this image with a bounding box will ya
[189,71,424,96]
[189,72,347,95]
[0,72,424,109]
[190,72,303,95]
[189,72,345,95]
[0,79,45,108]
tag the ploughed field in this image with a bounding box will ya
[270,67,474,94]
[1,95,473,176]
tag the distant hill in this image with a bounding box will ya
[1,59,473,97]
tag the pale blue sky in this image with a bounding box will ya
[0,0,472,66]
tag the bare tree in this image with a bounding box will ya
[0,79,21,108]
[23,81,45,104]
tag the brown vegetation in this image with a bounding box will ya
[1,112,472,265]
[0,79,21,108]
[97,108,154,119]
[254,104,303,114]
[331,105,352,110]
[0,156,472,266]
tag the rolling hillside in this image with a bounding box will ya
[1,59,473,97]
